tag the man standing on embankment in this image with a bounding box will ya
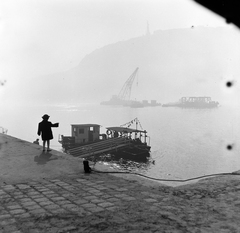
[37,114,59,152]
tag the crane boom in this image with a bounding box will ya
[118,67,139,101]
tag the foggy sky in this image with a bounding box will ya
[0,0,235,104]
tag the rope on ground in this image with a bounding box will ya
[91,168,240,182]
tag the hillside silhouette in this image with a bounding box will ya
[28,26,240,105]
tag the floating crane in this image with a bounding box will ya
[100,67,161,107]
[117,67,139,101]
[100,68,139,106]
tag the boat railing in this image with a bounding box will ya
[58,134,62,143]
[147,136,150,146]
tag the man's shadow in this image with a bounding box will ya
[34,152,58,165]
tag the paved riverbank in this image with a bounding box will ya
[0,134,81,185]
[1,133,240,232]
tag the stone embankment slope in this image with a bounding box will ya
[0,133,240,233]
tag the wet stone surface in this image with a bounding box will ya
[0,173,240,232]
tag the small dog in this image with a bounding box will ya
[83,160,92,173]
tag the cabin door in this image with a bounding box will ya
[88,127,94,142]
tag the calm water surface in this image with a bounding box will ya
[1,103,240,181]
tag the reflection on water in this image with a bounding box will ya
[87,153,154,174]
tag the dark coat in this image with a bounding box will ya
[37,120,58,141]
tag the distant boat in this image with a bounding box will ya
[130,101,144,108]
[162,97,219,108]
[100,68,161,107]
[101,68,139,106]
[100,95,130,106]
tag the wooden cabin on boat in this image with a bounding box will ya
[59,124,101,150]
[71,124,100,144]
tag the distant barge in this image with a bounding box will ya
[59,120,151,162]
[162,97,219,108]
[100,68,161,108]
[101,96,161,108]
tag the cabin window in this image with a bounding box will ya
[90,127,94,132]
[79,128,84,134]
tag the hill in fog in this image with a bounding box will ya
[28,26,240,105]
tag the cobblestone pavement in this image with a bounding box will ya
[1,172,240,233]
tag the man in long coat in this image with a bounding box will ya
[38,114,59,152]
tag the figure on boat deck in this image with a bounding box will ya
[114,131,119,138]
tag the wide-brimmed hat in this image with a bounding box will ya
[42,114,50,120]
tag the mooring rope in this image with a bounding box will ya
[91,168,239,182]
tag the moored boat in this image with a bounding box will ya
[58,118,151,162]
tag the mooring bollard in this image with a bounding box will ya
[83,160,92,173]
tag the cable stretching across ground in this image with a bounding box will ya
[92,169,240,182]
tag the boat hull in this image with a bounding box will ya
[162,97,219,108]
[60,138,151,162]
[87,145,151,163]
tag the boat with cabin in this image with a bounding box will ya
[162,97,219,108]
[58,118,151,162]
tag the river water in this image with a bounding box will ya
[1,102,240,181]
